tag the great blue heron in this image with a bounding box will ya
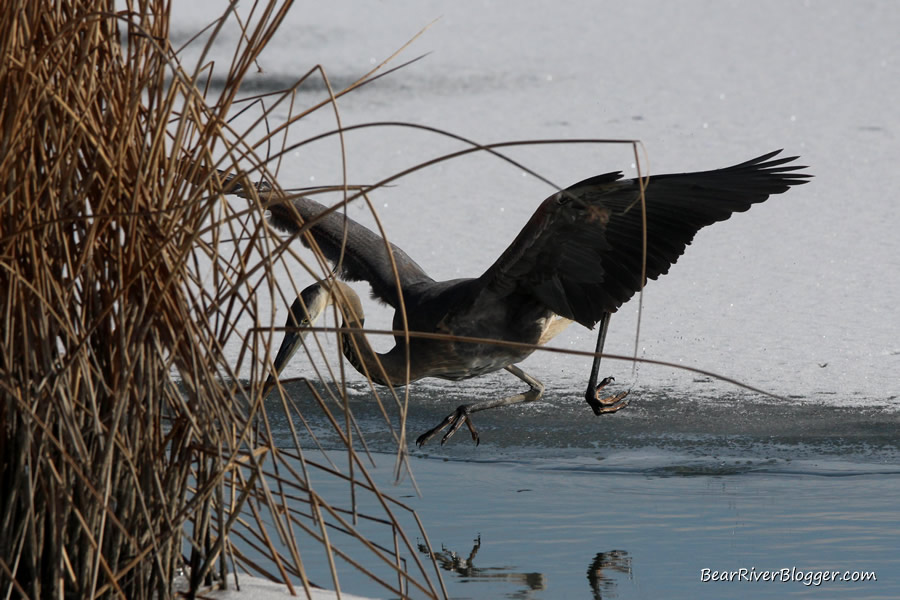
[227,150,810,446]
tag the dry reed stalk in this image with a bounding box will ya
[1,1,444,598]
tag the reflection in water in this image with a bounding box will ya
[418,535,546,596]
[419,536,633,599]
[587,550,632,599]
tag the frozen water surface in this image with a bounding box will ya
[170,1,900,598]
[173,0,899,404]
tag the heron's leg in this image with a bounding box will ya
[584,312,630,415]
[415,364,545,447]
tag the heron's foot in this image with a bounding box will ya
[585,376,630,416]
[416,405,480,447]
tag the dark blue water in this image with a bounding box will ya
[253,382,900,599]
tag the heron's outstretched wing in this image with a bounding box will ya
[478,150,812,328]
[265,195,434,309]
[220,170,433,308]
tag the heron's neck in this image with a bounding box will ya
[336,311,409,387]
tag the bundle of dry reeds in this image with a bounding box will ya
[1,2,444,598]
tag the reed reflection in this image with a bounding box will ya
[418,535,545,594]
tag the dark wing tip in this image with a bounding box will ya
[737,149,813,181]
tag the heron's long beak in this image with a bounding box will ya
[262,284,329,396]
[270,322,307,380]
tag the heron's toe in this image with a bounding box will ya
[416,405,479,447]
[440,406,480,446]
[592,390,629,415]
[596,376,615,390]
[586,377,630,416]
[415,422,445,448]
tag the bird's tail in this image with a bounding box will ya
[216,169,273,199]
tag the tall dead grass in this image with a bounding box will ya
[1,1,444,598]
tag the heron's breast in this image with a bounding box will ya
[537,314,574,345]
[415,305,560,381]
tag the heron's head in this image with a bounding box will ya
[290,282,334,330]
[266,280,363,387]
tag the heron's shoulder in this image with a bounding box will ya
[535,170,630,216]
[562,171,625,194]
[403,278,479,306]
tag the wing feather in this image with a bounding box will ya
[219,171,433,309]
[478,150,812,327]
[266,196,434,309]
